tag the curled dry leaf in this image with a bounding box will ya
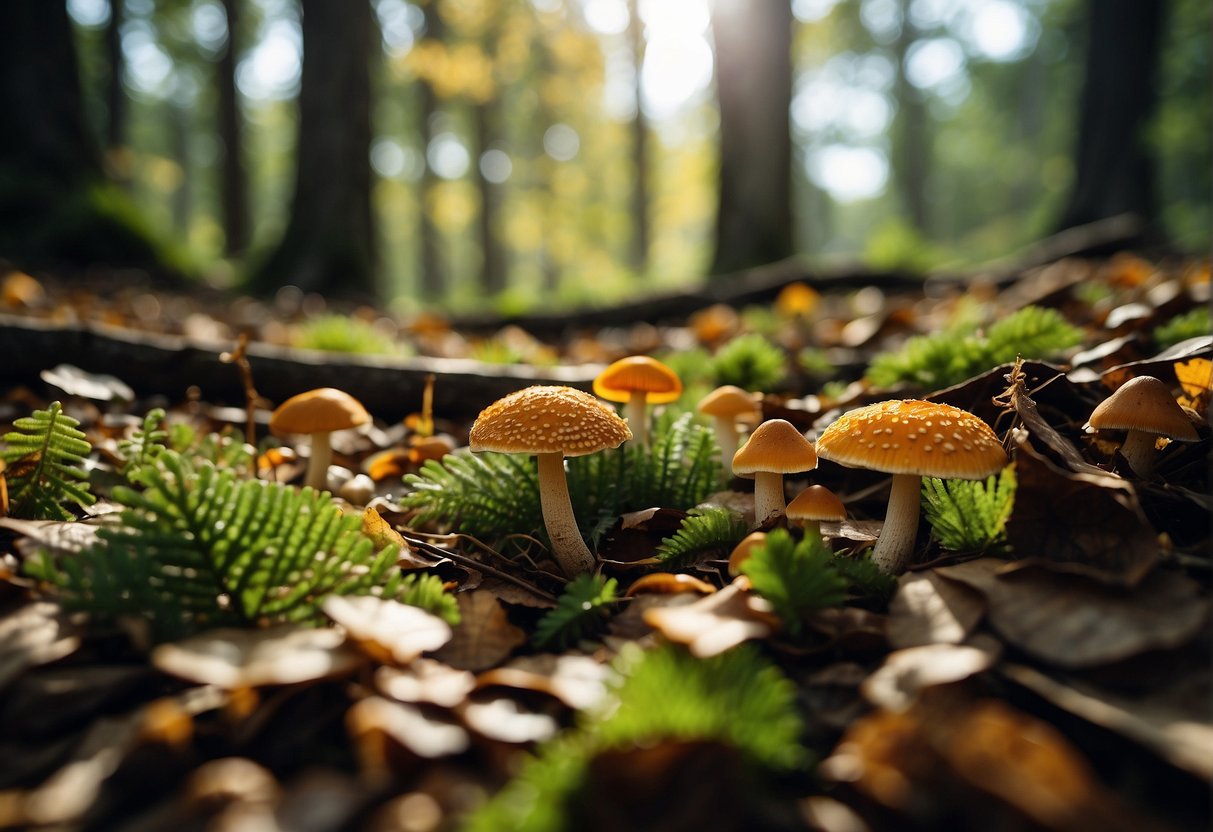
[861,637,1002,711]
[323,595,452,666]
[938,559,1208,669]
[643,578,778,658]
[347,696,469,764]
[432,591,526,671]
[0,602,81,691]
[183,757,280,809]
[375,659,476,708]
[151,625,363,689]
[1007,436,1159,586]
[460,694,560,744]
[888,571,986,648]
[477,653,612,711]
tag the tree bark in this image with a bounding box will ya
[708,0,794,276]
[417,1,445,301]
[473,101,507,295]
[251,0,377,299]
[104,0,128,161]
[217,0,251,256]
[891,0,929,234]
[1057,0,1164,231]
[627,0,650,274]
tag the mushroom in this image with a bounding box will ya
[727,531,768,576]
[592,355,682,447]
[786,484,847,539]
[731,419,819,525]
[815,399,1006,574]
[469,385,631,577]
[270,388,370,492]
[697,385,762,464]
[1085,375,1200,477]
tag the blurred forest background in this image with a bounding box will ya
[0,0,1208,312]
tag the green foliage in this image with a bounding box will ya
[167,422,256,471]
[293,314,399,355]
[922,467,1016,554]
[116,408,168,478]
[396,573,461,627]
[740,529,847,635]
[2,402,95,520]
[831,551,898,603]
[867,305,1081,390]
[654,507,749,568]
[401,413,721,550]
[465,643,806,832]
[711,333,786,392]
[1153,307,1210,350]
[532,574,618,650]
[25,449,407,642]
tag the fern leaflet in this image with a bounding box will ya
[831,551,897,602]
[397,573,461,626]
[922,466,1016,554]
[532,574,617,649]
[2,401,95,520]
[740,528,847,635]
[654,507,749,567]
[116,408,168,477]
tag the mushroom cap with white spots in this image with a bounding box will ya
[816,399,1006,479]
[469,385,632,457]
[1086,375,1199,441]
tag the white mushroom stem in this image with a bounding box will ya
[624,390,649,447]
[536,452,596,577]
[711,418,740,464]
[304,431,333,491]
[871,473,922,574]
[1118,430,1158,477]
[752,471,787,525]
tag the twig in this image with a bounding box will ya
[400,532,560,603]
[220,331,263,478]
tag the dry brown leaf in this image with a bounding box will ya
[478,653,612,711]
[460,694,560,744]
[0,517,106,561]
[1007,436,1159,585]
[151,625,363,688]
[938,559,1208,668]
[375,659,476,708]
[0,602,81,691]
[861,638,1001,711]
[432,591,525,671]
[347,696,469,765]
[643,579,777,658]
[322,595,452,665]
[887,571,986,648]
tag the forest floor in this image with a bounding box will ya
[0,247,1209,831]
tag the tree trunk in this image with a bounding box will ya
[891,0,929,234]
[217,0,250,257]
[627,0,649,274]
[417,1,444,301]
[169,103,193,235]
[473,101,507,295]
[251,0,377,299]
[104,0,128,163]
[708,0,794,276]
[1057,0,1164,231]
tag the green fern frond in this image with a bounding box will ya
[465,643,806,832]
[397,573,461,626]
[1153,307,1210,350]
[26,449,406,642]
[867,305,1081,390]
[2,402,95,520]
[711,333,786,392]
[922,466,1016,553]
[831,551,897,602]
[116,408,168,477]
[532,574,618,650]
[655,507,749,568]
[401,450,542,541]
[740,528,847,635]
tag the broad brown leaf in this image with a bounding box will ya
[887,571,986,648]
[432,591,525,671]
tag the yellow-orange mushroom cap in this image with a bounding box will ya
[732,419,818,524]
[269,388,370,492]
[815,399,1006,573]
[1086,375,1199,477]
[592,355,682,404]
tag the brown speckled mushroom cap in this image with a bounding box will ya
[270,388,370,436]
[732,419,818,476]
[593,356,683,404]
[1086,375,1200,441]
[469,385,632,458]
[816,399,1006,479]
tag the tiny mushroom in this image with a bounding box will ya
[698,385,763,464]
[270,388,370,492]
[786,484,847,539]
[1085,375,1200,477]
[469,385,631,577]
[815,399,1006,575]
[592,355,682,447]
[731,419,819,525]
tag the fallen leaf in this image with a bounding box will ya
[1174,357,1212,415]
[643,579,778,658]
[375,659,476,708]
[477,653,612,711]
[323,595,452,665]
[887,571,986,648]
[347,696,469,765]
[0,602,81,691]
[937,559,1208,668]
[151,625,363,688]
[460,694,560,744]
[40,364,134,403]
[432,591,525,671]
[861,638,1001,711]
